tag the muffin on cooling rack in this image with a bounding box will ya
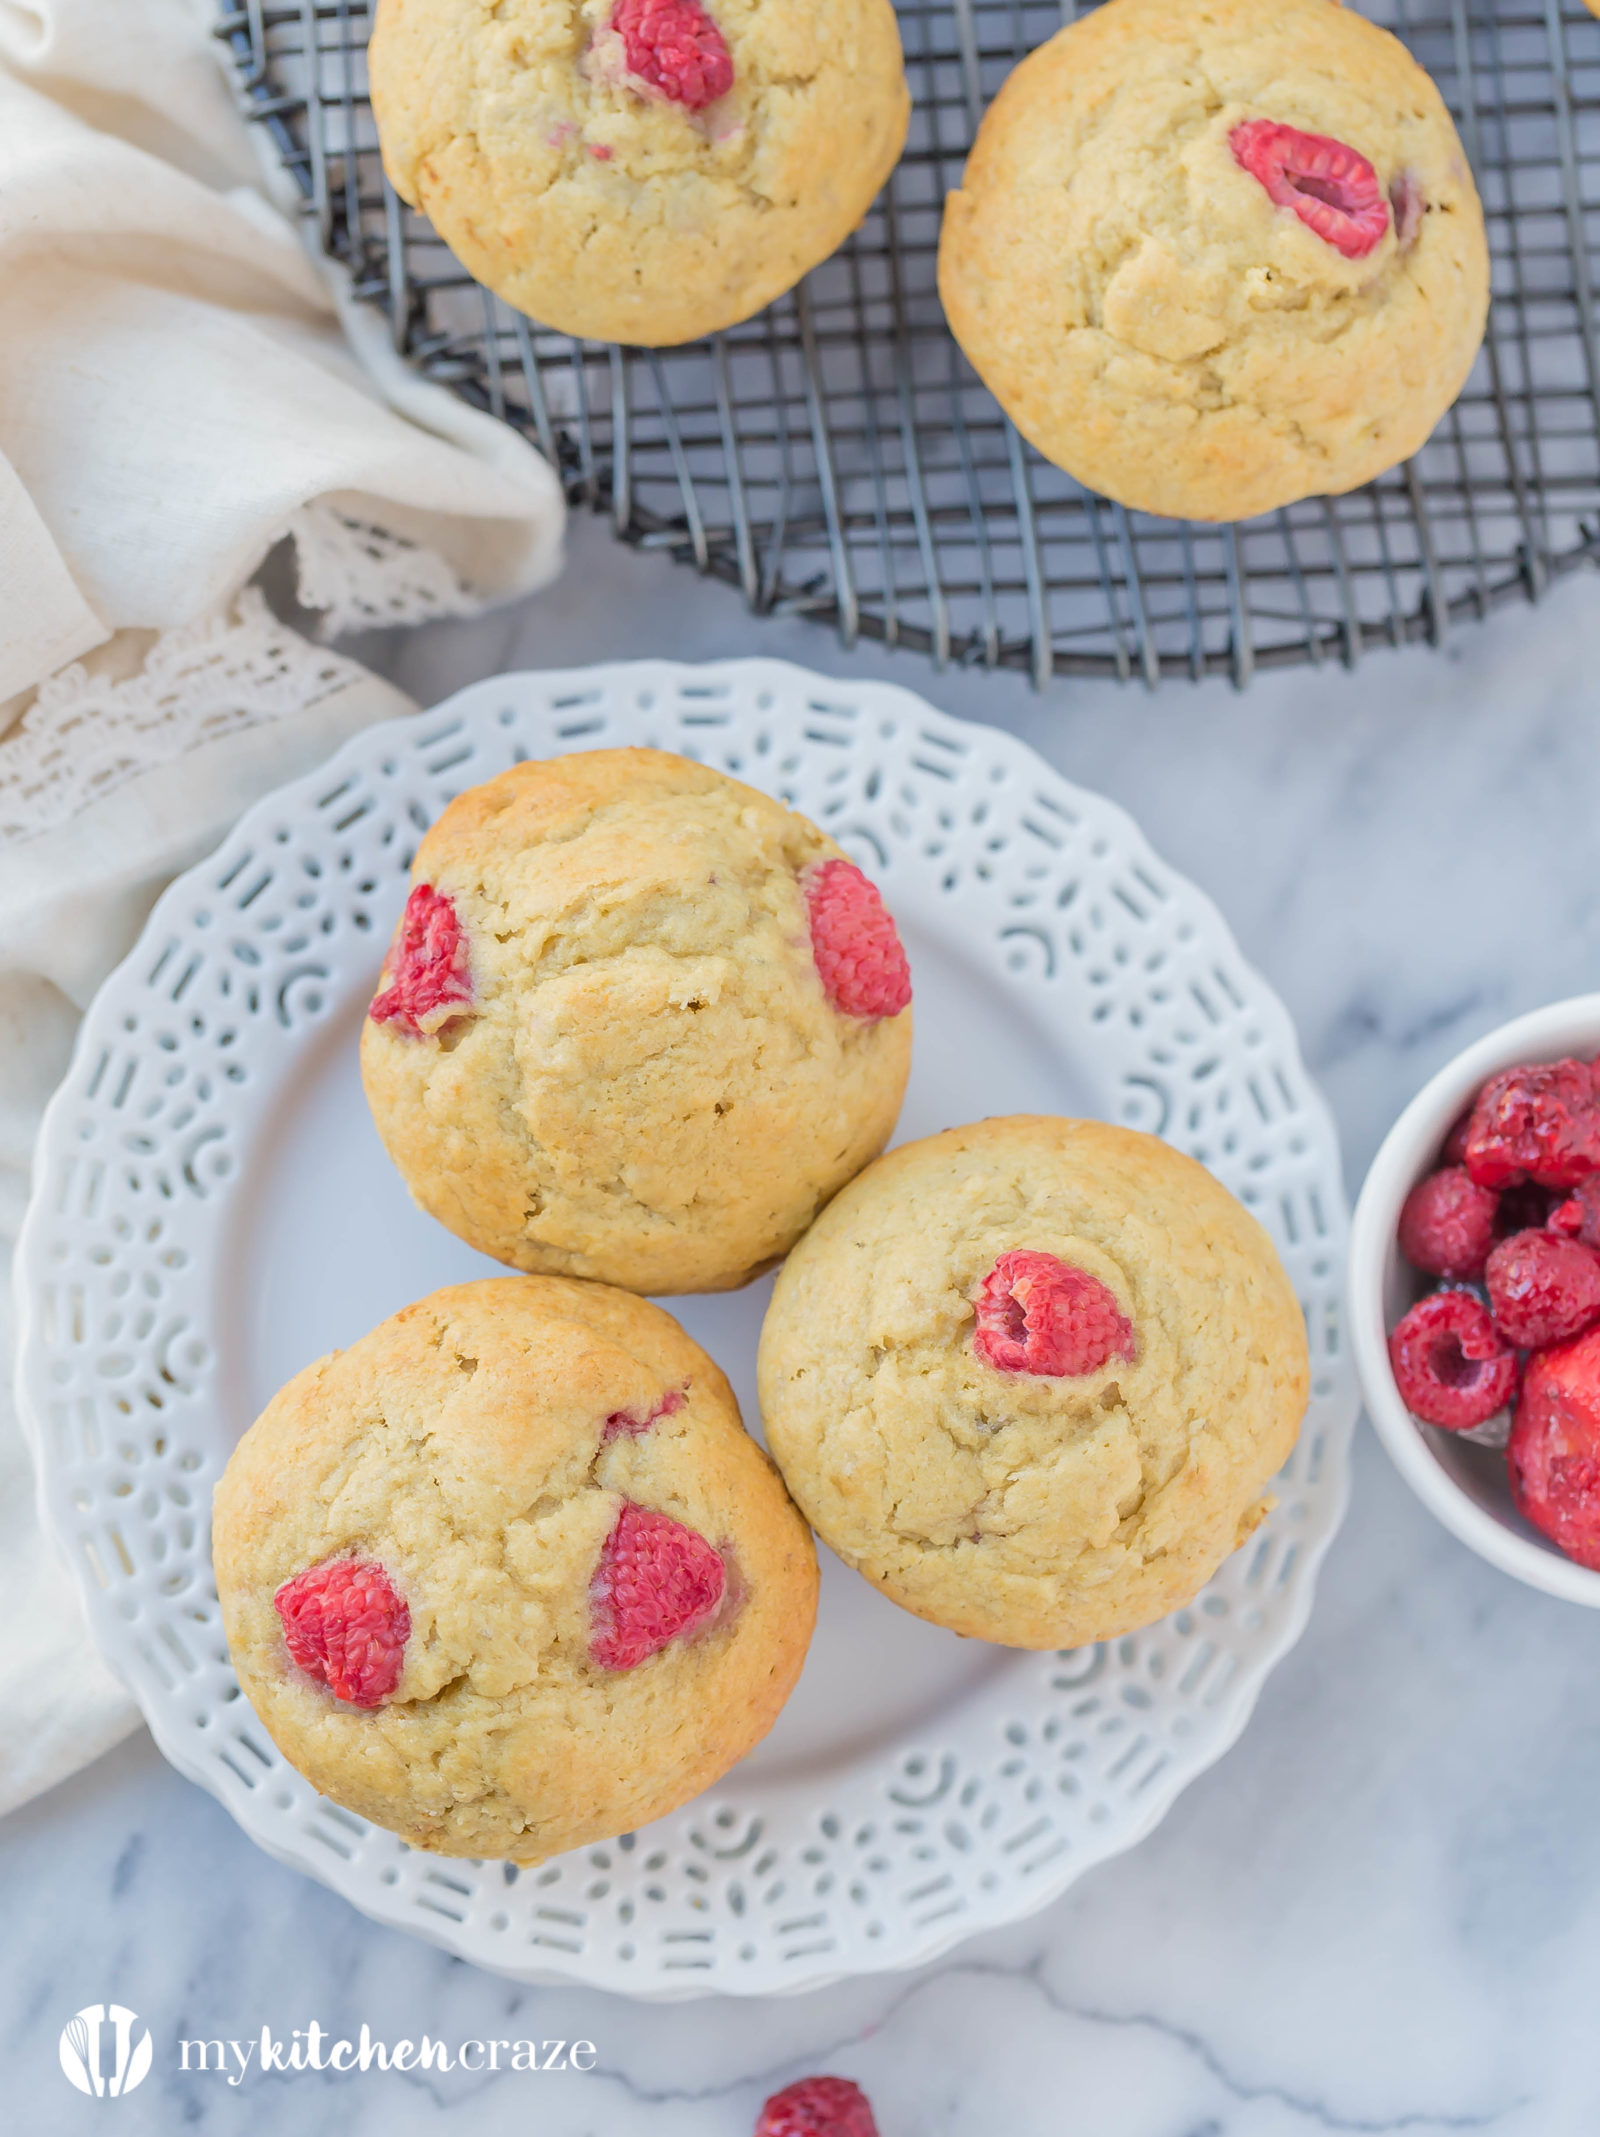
[213,1278,818,1862]
[938,0,1489,522]
[368,0,909,346]
[360,747,912,1295]
[758,1117,1309,1650]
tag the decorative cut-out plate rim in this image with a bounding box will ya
[15,657,1355,1997]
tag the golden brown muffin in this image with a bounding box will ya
[938,0,1488,521]
[368,0,910,346]
[359,748,912,1295]
[213,1278,818,1862]
[758,1117,1309,1649]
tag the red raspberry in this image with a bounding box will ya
[1509,1327,1600,1570]
[1441,1110,1473,1166]
[1550,1176,1600,1246]
[1230,119,1390,259]
[609,0,733,110]
[973,1250,1135,1378]
[368,883,473,1035]
[1485,1229,1600,1350]
[1464,1059,1600,1191]
[602,1388,685,1441]
[756,2076,880,2137]
[590,1502,725,1670]
[274,1558,410,1707]
[1387,1291,1519,1431]
[1397,1166,1498,1280]
[803,859,912,1022]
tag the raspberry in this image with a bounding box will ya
[590,1502,725,1670]
[1464,1059,1600,1191]
[1509,1327,1600,1570]
[1230,119,1390,259]
[803,859,912,1022]
[602,1388,685,1441]
[1550,1176,1600,1246]
[1485,1229,1600,1350]
[1387,1291,1519,1431]
[274,1558,410,1707]
[973,1250,1136,1378]
[368,884,473,1035]
[1441,1111,1473,1167]
[755,2077,880,2137]
[609,0,733,110]
[1397,1166,1498,1280]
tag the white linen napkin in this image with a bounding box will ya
[0,1,566,694]
[0,0,568,1814]
[0,601,418,1817]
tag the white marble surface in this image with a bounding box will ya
[9,519,1600,2134]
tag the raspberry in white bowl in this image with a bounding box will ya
[1350,997,1600,1603]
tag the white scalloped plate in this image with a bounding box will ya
[15,661,1354,1998]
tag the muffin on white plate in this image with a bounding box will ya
[360,747,913,1295]
[758,1115,1309,1649]
[213,1278,819,1862]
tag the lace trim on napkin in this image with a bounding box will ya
[0,589,367,845]
[288,500,485,636]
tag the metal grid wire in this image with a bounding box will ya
[216,0,1600,684]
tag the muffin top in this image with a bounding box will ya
[369,0,909,344]
[937,0,1488,520]
[360,747,911,1295]
[213,1278,818,1862]
[757,1117,1309,1649]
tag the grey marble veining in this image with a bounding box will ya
[8,523,1600,2134]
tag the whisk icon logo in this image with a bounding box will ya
[58,2005,153,2098]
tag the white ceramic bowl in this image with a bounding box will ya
[1349,994,1600,1606]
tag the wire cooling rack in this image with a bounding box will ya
[216,1,1600,685]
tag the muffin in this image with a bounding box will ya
[757,1117,1309,1649]
[938,0,1489,522]
[360,748,911,1295]
[213,1277,818,1862]
[368,0,910,346]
